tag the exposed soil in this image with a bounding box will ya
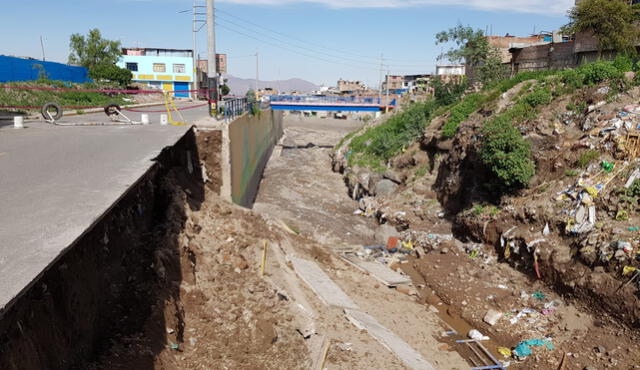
[331,81,640,369]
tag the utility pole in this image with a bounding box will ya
[192,0,198,92]
[378,54,384,108]
[255,52,259,94]
[206,0,218,115]
[385,71,390,114]
[40,36,46,61]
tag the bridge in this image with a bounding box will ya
[268,95,396,112]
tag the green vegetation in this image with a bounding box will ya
[348,101,437,169]
[628,179,640,198]
[565,169,579,177]
[344,48,640,191]
[433,77,468,106]
[414,165,428,178]
[471,204,500,217]
[68,28,132,87]
[480,114,535,189]
[89,63,132,87]
[435,24,506,85]
[442,93,484,138]
[521,86,553,107]
[0,80,130,112]
[565,0,640,56]
[577,150,600,168]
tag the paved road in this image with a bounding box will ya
[0,107,211,313]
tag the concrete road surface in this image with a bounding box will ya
[0,108,210,313]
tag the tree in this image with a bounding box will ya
[564,0,640,56]
[220,84,230,96]
[68,29,122,69]
[89,63,132,87]
[435,24,506,85]
[245,89,257,103]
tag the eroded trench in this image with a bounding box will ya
[3,116,638,370]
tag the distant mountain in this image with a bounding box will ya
[223,75,319,96]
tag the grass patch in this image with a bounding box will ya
[348,100,437,167]
[577,150,600,168]
[565,169,579,177]
[0,79,131,113]
[441,93,484,138]
[415,165,428,178]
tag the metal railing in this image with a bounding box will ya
[269,95,383,105]
[221,97,250,121]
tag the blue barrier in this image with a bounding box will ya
[268,95,396,112]
[0,56,91,84]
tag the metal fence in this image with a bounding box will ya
[222,97,250,121]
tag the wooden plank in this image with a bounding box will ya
[341,254,411,286]
[290,257,359,310]
[344,309,436,370]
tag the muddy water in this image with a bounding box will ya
[401,259,505,368]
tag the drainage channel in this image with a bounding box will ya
[401,261,507,369]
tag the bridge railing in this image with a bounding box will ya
[268,95,383,105]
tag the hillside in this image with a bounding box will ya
[332,59,640,369]
[224,75,319,95]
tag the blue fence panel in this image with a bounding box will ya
[0,55,91,83]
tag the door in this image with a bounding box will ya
[173,82,189,98]
[162,82,173,95]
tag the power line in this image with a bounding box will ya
[216,22,384,72]
[216,16,387,68]
[215,7,432,65]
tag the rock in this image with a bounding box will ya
[357,171,371,192]
[596,345,606,354]
[440,247,449,254]
[483,309,503,326]
[383,169,407,184]
[594,266,605,273]
[374,179,399,196]
[396,286,417,296]
[374,224,400,244]
[624,71,636,81]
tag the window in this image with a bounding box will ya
[125,62,138,72]
[153,63,166,73]
[173,64,186,73]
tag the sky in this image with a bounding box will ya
[2,0,574,87]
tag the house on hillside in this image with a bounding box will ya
[117,48,194,98]
[337,79,366,94]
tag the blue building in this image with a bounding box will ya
[117,48,194,98]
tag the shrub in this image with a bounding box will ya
[522,86,553,107]
[559,68,585,89]
[481,114,535,189]
[433,77,468,106]
[579,61,622,85]
[628,179,640,197]
[89,63,132,87]
[613,54,634,73]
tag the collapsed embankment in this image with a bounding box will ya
[0,108,295,369]
[0,128,213,369]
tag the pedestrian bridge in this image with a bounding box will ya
[268,95,396,112]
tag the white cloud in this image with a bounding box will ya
[218,0,574,15]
